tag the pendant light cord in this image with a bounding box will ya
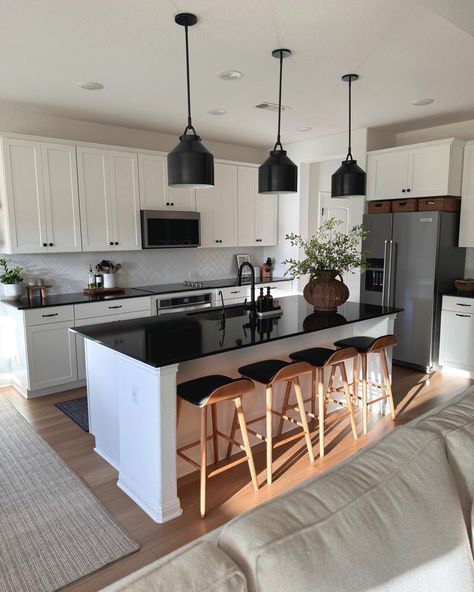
[346,76,353,162]
[183,24,197,136]
[273,51,284,152]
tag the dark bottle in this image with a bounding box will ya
[257,287,267,313]
[265,287,274,311]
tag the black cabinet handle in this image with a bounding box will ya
[457,303,471,307]
[402,189,406,193]
[407,188,411,192]
[42,313,59,317]
[230,291,240,294]
[115,242,119,245]
[109,241,114,245]
[171,202,174,206]
[166,202,170,206]
[108,305,123,309]
[456,313,470,318]
[43,242,47,247]
[49,242,53,246]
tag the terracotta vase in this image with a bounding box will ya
[303,271,349,312]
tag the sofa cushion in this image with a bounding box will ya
[100,541,247,592]
[219,427,474,592]
[413,387,474,546]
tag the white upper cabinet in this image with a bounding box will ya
[196,163,237,247]
[0,137,81,254]
[77,147,140,251]
[367,139,465,201]
[459,142,474,247]
[237,166,277,246]
[138,153,195,211]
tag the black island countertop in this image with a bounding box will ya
[1,277,290,310]
[71,295,402,368]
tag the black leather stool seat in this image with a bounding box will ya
[177,375,246,406]
[289,347,336,367]
[238,359,295,384]
[334,336,384,353]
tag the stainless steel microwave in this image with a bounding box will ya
[141,210,200,248]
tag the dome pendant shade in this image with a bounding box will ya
[259,149,297,194]
[168,134,214,187]
[331,159,366,197]
[167,12,214,188]
[331,73,366,198]
[259,48,297,195]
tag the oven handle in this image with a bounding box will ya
[157,302,212,315]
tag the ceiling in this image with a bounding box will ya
[1,0,474,148]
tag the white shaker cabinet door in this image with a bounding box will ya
[109,150,141,250]
[439,310,474,371]
[41,143,82,252]
[366,150,408,200]
[138,153,166,209]
[77,147,116,251]
[26,321,77,391]
[255,193,277,245]
[407,143,451,198]
[460,144,474,247]
[237,166,258,246]
[214,163,238,247]
[1,137,47,253]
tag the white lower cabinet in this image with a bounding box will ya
[26,321,77,391]
[439,296,474,373]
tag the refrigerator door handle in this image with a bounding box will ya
[388,240,397,307]
[382,240,390,307]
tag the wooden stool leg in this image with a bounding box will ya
[325,365,336,416]
[226,408,238,459]
[277,381,292,437]
[340,362,358,441]
[311,369,316,416]
[234,397,258,491]
[211,404,219,464]
[380,349,396,420]
[318,367,325,459]
[200,407,208,518]
[353,354,359,401]
[177,396,183,427]
[266,385,273,485]
[293,377,314,463]
[361,353,368,435]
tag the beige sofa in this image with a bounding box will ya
[102,387,474,592]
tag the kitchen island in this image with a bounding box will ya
[71,296,401,523]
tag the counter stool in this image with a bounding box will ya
[177,375,258,518]
[288,347,359,460]
[333,335,397,435]
[229,360,315,485]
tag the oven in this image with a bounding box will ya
[155,292,212,315]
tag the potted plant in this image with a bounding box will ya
[0,258,24,300]
[284,218,367,312]
[96,260,122,289]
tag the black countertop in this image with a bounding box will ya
[1,277,290,310]
[71,295,402,368]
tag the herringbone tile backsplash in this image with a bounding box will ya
[4,247,265,293]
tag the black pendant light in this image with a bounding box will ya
[259,49,297,194]
[331,74,366,198]
[167,13,214,188]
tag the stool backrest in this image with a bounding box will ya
[206,378,255,405]
[325,347,358,366]
[367,335,398,353]
[272,362,314,383]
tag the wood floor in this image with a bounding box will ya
[0,366,472,591]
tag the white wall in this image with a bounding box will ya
[264,128,368,300]
[395,118,474,146]
[0,101,267,164]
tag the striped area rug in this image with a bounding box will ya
[0,395,139,592]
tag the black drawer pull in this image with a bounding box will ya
[230,291,240,294]
[41,313,59,317]
[108,305,122,309]
[456,313,470,318]
[457,303,471,307]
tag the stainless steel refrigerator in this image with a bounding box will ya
[361,211,465,372]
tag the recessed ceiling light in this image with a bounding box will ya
[207,108,227,115]
[77,81,104,91]
[296,126,312,132]
[412,98,434,106]
[217,70,243,81]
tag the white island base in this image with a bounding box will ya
[84,312,396,523]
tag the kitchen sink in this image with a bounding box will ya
[189,305,248,321]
